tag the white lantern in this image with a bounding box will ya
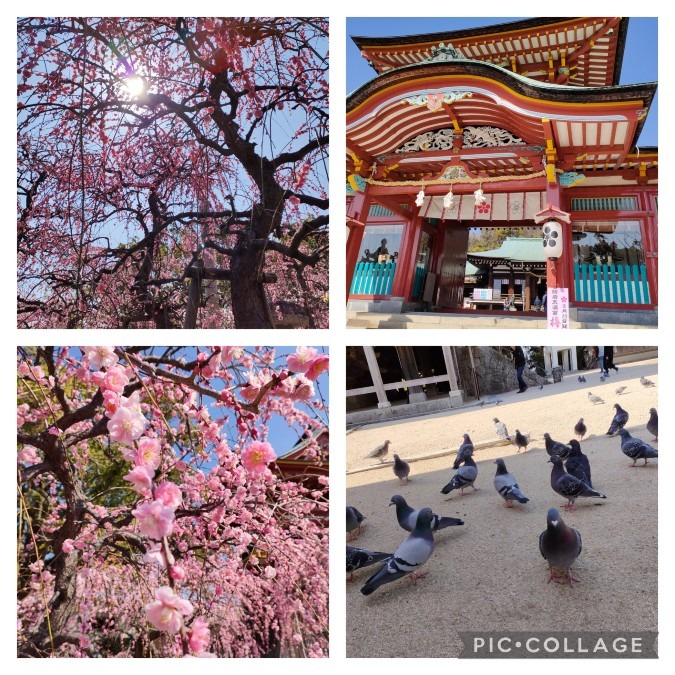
[542,219,563,260]
[415,189,425,207]
[443,189,454,209]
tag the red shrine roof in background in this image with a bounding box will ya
[352,17,630,88]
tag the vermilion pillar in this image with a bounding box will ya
[346,191,368,300]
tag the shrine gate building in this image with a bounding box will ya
[346,17,657,327]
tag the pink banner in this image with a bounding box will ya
[547,287,570,329]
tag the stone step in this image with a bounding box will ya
[345,311,652,329]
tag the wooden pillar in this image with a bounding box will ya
[363,346,391,409]
[346,191,369,300]
[396,347,426,403]
[545,182,571,291]
[390,213,420,298]
[441,346,459,390]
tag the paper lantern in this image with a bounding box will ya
[542,220,563,260]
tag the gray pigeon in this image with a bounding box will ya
[640,376,656,388]
[565,439,592,488]
[574,418,587,440]
[360,507,435,596]
[539,508,582,585]
[366,439,391,462]
[493,458,529,507]
[346,506,365,540]
[615,385,627,396]
[544,432,571,460]
[587,392,604,405]
[493,418,510,441]
[606,403,629,436]
[347,546,392,581]
[452,434,474,470]
[549,454,606,511]
[618,429,658,467]
[514,429,529,453]
[441,455,478,497]
[599,375,605,382]
[647,408,658,441]
[390,494,464,531]
[393,454,411,484]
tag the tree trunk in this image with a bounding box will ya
[230,246,273,328]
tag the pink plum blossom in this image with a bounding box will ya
[132,500,176,540]
[107,406,146,445]
[169,565,186,581]
[123,465,155,494]
[304,353,329,381]
[84,346,119,370]
[241,441,277,474]
[62,539,75,554]
[101,365,129,393]
[286,346,318,373]
[154,481,182,509]
[134,437,161,469]
[144,586,193,634]
[188,616,211,654]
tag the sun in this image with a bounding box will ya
[124,76,146,97]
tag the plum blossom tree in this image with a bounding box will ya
[17,18,328,329]
[17,346,329,657]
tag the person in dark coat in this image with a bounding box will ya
[511,346,528,393]
[603,347,618,375]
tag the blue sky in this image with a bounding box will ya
[347,17,658,146]
[67,346,328,457]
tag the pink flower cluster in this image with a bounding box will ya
[286,347,329,380]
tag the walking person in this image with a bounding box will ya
[510,346,528,393]
[597,346,607,375]
[603,347,619,374]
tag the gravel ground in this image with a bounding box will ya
[346,358,658,658]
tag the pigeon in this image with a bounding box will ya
[647,408,658,441]
[599,375,605,382]
[640,376,656,388]
[587,392,604,405]
[441,455,478,497]
[493,458,529,507]
[347,546,392,581]
[606,403,629,436]
[574,418,587,441]
[615,386,627,396]
[360,507,435,596]
[392,454,411,484]
[544,432,571,460]
[513,429,529,453]
[565,439,593,488]
[493,418,510,441]
[346,506,365,541]
[452,434,474,470]
[577,375,586,383]
[549,454,606,511]
[366,439,391,462]
[539,508,582,585]
[390,495,464,532]
[618,429,658,467]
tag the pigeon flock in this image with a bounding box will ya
[348,372,657,597]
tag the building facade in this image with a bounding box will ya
[346,18,657,327]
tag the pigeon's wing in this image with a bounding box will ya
[360,530,434,595]
[347,547,392,573]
